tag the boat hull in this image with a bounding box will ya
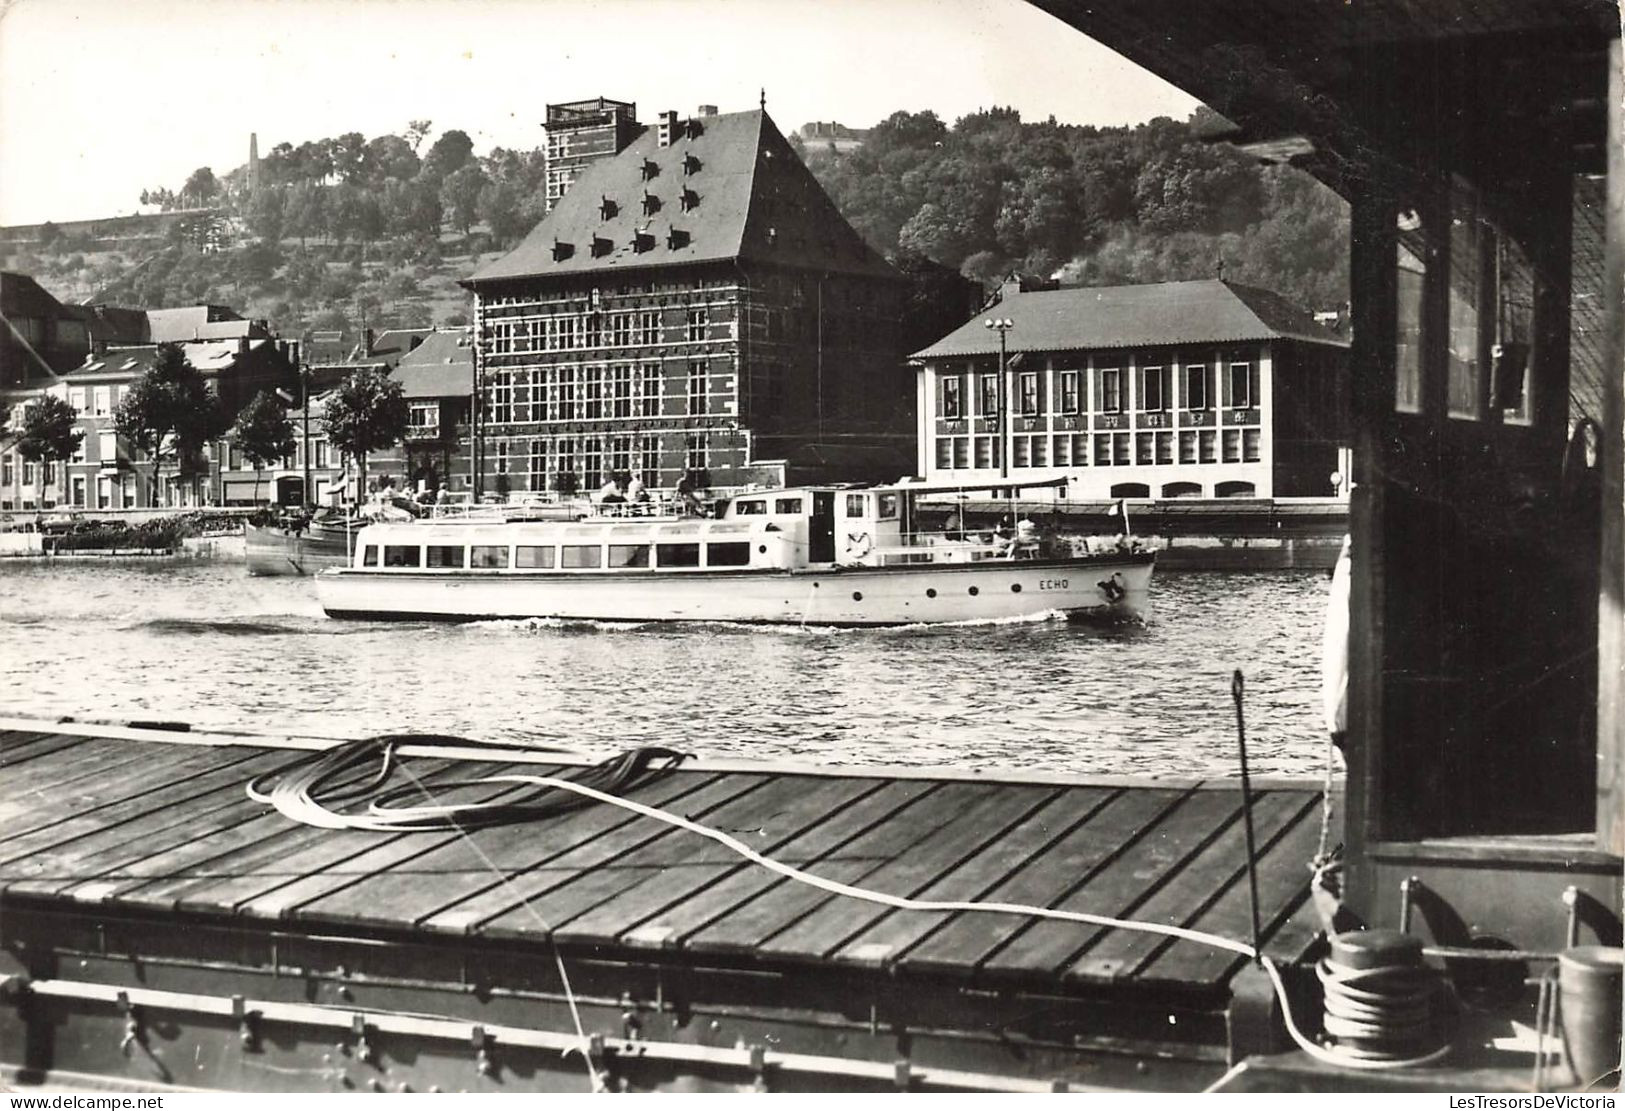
[244,523,354,577]
[315,553,1154,626]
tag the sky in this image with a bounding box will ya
[0,0,1200,227]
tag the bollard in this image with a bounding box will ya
[1558,946,1623,1089]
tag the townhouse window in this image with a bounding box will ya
[637,310,661,345]
[1,455,11,486]
[1099,369,1122,413]
[583,367,604,419]
[68,387,88,413]
[513,369,532,422]
[1229,362,1253,408]
[70,438,86,465]
[1184,365,1208,410]
[685,432,707,472]
[686,360,706,416]
[639,363,661,416]
[980,373,998,418]
[582,437,603,488]
[941,375,962,419]
[1141,366,1167,412]
[557,366,577,419]
[686,307,709,342]
[1058,370,1080,414]
[611,363,633,419]
[1019,372,1040,417]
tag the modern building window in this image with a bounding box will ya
[1013,436,1030,468]
[1072,433,1089,464]
[1199,430,1218,464]
[1053,435,1071,467]
[974,437,993,469]
[935,438,953,468]
[1228,363,1253,408]
[1112,433,1130,465]
[1141,366,1167,411]
[941,376,963,419]
[1179,431,1198,464]
[1058,369,1080,414]
[1031,435,1048,467]
[1099,369,1122,413]
[1243,428,1262,462]
[1093,435,1111,466]
[1223,429,1242,463]
[1184,365,1208,410]
[1155,431,1174,465]
[1136,433,1154,465]
[952,438,969,468]
[1019,372,1039,416]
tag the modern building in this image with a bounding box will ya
[464,106,910,497]
[543,97,642,212]
[911,278,1349,499]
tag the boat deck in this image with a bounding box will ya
[0,719,1337,1092]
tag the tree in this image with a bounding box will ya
[183,166,220,207]
[478,179,530,245]
[232,390,296,505]
[439,163,488,235]
[405,120,433,154]
[363,134,420,183]
[14,395,82,509]
[323,365,408,499]
[420,129,473,185]
[36,221,61,252]
[114,343,224,506]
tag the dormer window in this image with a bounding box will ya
[680,188,699,212]
[641,193,661,216]
[631,231,654,254]
[599,197,618,220]
[666,228,690,250]
[683,153,701,175]
[684,118,704,140]
[640,159,659,181]
[552,239,574,261]
[591,236,613,258]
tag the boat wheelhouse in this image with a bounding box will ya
[314,482,1154,626]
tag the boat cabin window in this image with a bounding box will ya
[845,494,866,517]
[608,544,650,568]
[706,541,750,567]
[774,497,804,514]
[426,545,465,569]
[515,545,554,569]
[876,493,899,520]
[657,542,700,567]
[561,544,602,569]
[735,499,767,515]
[471,545,510,569]
[383,545,422,568]
[362,545,379,567]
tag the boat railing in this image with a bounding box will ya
[866,532,1033,566]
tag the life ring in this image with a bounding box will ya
[1097,573,1126,602]
[845,531,871,559]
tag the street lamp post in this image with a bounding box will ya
[984,317,1014,481]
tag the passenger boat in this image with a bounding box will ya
[313,482,1155,626]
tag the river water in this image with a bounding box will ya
[0,560,1336,779]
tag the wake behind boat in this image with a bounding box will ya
[313,481,1154,626]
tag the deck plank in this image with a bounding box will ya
[756,784,1059,961]
[420,774,770,936]
[539,775,881,946]
[0,748,274,871]
[290,770,721,929]
[895,787,1187,977]
[641,779,941,948]
[682,781,994,958]
[0,738,196,828]
[0,730,89,767]
[1061,791,1313,984]
[830,787,1114,966]
[1144,805,1330,984]
[975,789,1243,980]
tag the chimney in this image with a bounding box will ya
[363,327,375,358]
[658,110,679,147]
[697,104,717,117]
[238,336,251,358]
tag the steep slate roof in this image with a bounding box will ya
[61,338,273,379]
[368,328,436,364]
[147,305,245,342]
[468,109,896,285]
[912,279,1347,359]
[392,331,473,399]
[1,271,66,318]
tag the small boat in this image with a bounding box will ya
[313,481,1154,626]
[245,515,360,577]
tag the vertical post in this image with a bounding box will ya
[301,366,311,505]
[471,322,484,499]
[1597,34,1625,854]
[985,317,1013,481]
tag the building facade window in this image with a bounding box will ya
[1019,372,1039,416]
[1223,429,1242,463]
[685,432,707,473]
[639,362,661,416]
[979,373,998,418]
[611,363,633,418]
[1179,430,1197,464]
[1228,362,1253,408]
[686,360,706,416]
[637,310,661,345]
[1184,365,1208,410]
[1243,428,1262,463]
[1058,370,1080,414]
[941,375,962,419]
[1141,366,1167,411]
[1099,368,1122,413]
[686,306,709,341]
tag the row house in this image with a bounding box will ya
[912,279,1349,500]
[464,105,911,497]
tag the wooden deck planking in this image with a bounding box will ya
[0,751,292,899]
[1143,807,1330,984]
[0,730,91,767]
[0,737,199,820]
[123,758,512,914]
[630,779,940,949]
[1061,791,1314,984]
[0,748,276,871]
[290,771,726,930]
[419,774,771,936]
[829,788,1115,966]
[894,787,1189,977]
[976,789,1244,980]
[548,776,884,948]
[682,781,1001,958]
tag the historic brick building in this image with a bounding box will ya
[912,278,1349,499]
[464,107,910,496]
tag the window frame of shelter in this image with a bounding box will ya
[980,373,999,418]
[941,374,963,419]
[1228,362,1253,409]
[1019,371,1040,416]
[936,438,953,468]
[1058,369,1080,414]
[952,438,969,468]
[1184,365,1208,410]
[1099,368,1122,413]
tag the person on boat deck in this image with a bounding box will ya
[600,476,626,504]
[1014,516,1038,556]
[676,470,705,516]
[993,514,1016,553]
[943,508,965,540]
[627,474,650,503]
